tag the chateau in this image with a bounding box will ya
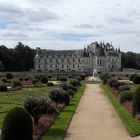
[34,42,121,74]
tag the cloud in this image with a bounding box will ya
[107,17,132,25]
[74,24,93,29]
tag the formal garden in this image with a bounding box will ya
[0,73,87,140]
[100,73,140,136]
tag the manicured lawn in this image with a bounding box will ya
[0,86,52,128]
[102,84,140,137]
[42,84,86,140]
[81,81,101,84]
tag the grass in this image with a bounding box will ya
[81,81,101,84]
[0,86,52,128]
[102,84,140,137]
[42,84,86,140]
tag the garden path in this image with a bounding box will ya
[64,84,140,140]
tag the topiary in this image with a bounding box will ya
[12,80,22,88]
[68,89,75,97]
[132,75,140,84]
[132,86,140,117]
[5,73,13,79]
[2,107,33,140]
[1,78,7,83]
[47,82,54,86]
[119,90,134,104]
[40,75,48,84]
[61,92,70,106]
[0,84,7,91]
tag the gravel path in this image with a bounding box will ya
[64,84,140,140]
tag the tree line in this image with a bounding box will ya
[0,42,36,71]
[0,42,139,71]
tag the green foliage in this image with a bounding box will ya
[58,76,67,81]
[32,79,38,87]
[23,96,49,124]
[121,52,140,70]
[132,75,140,84]
[42,85,85,140]
[102,85,140,137]
[118,85,131,91]
[40,75,48,84]
[5,73,13,79]
[68,89,75,97]
[2,107,33,140]
[1,78,7,83]
[132,87,140,117]
[47,82,54,86]
[70,79,80,87]
[61,92,70,106]
[12,80,22,87]
[0,84,7,91]
[119,90,134,104]
[130,74,137,81]
[49,89,64,104]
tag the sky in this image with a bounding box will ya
[0,0,140,52]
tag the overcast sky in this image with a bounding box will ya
[0,0,140,52]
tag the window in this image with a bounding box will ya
[50,65,52,68]
[50,59,52,63]
[62,59,64,62]
[38,65,40,68]
[73,59,74,62]
[67,65,68,68]
[68,59,69,62]
[78,59,80,62]
[38,59,40,63]
[73,65,74,68]
[62,64,64,68]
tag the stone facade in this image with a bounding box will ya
[34,42,121,74]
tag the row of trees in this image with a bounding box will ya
[121,52,140,70]
[0,42,36,71]
[0,42,140,71]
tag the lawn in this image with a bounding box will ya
[102,84,140,137]
[42,84,86,140]
[0,86,53,128]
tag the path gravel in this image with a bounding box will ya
[64,84,140,140]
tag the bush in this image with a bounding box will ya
[130,74,137,81]
[5,73,13,79]
[70,79,80,87]
[12,80,22,88]
[1,78,7,83]
[32,79,38,87]
[2,107,33,140]
[132,87,140,117]
[47,82,54,86]
[40,75,48,84]
[62,92,70,106]
[0,84,7,91]
[23,96,49,124]
[48,75,52,80]
[68,89,75,97]
[119,90,134,104]
[107,78,118,87]
[132,75,140,84]
[19,77,23,81]
[118,85,131,91]
[100,74,111,85]
[49,89,64,104]
[80,74,86,80]
[58,76,67,81]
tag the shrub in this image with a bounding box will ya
[49,89,64,105]
[48,75,52,80]
[119,90,134,104]
[68,89,75,97]
[107,78,118,87]
[132,75,140,84]
[1,78,7,83]
[24,77,29,82]
[19,77,23,81]
[23,96,49,124]
[100,74,111,85]
[5,73,13,79]
[130,74,137,81]
[32,79,38,87]
[12,80,22,88]
[40,75,48,84]
[47,82,54,86]
[2,107,33,140]
[61,83,68,91]
[118,85,131,91]
[0,84,7,91]
[80,74,86,80]
[132,86,140,117]
[62,92,70,106]
[59,76,67,81]
[70,79,80,87]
